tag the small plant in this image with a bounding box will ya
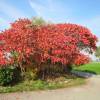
[0,65,21,86]
[23,69,38,81]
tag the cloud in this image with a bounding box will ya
[29,0,72,22]
[0,17,7,23]
[29,0,46,16]
[29,0,54,20]
[0,1,29,30]
[0,17,10,31]
[0,1,28,20]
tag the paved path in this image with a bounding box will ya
[0,75,100,100]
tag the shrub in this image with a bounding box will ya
[23,68,38,81]
[0,18,98,79]
[0,65,21,86]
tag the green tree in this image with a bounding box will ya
[95,46,100,60]
[31,17,51,26]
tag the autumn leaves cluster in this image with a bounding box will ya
[0,18,97,68]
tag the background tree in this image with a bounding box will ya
[95,46,100,61]
[30,17,52,26]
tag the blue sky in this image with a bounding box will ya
[0,0,100,40]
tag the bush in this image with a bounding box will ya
[0,18,97,79]
[23,69,38,81]
[0,65,21,86]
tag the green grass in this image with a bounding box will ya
[73,62,100,74]
[0,77,85,93]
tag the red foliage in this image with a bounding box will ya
[0,19,35,64]
[0,19,98,67]
[73,54,90,66]
[33,24,97,65]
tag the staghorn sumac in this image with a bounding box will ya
[0,18,98,75]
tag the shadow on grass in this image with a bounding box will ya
[71,70,97,78]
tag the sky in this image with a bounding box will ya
[0,0,100,44]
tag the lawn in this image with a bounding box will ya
[74,62,100,74]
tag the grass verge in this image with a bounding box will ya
[73,62,100,74]
[0,77,85,93]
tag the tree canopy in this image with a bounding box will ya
[0,18,98,67]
